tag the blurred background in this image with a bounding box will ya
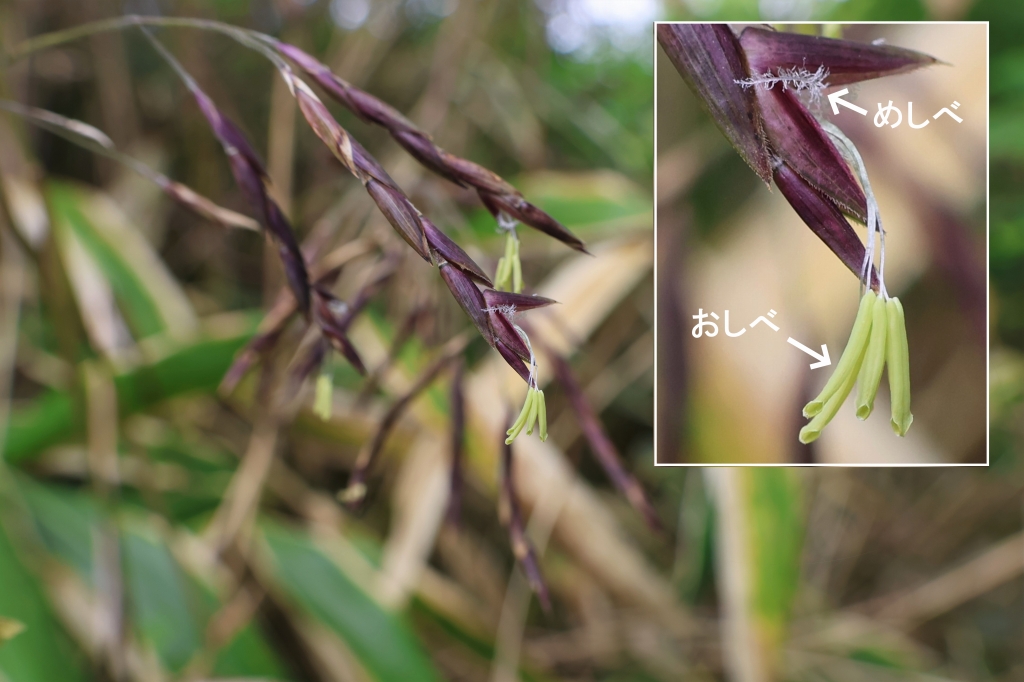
[657,23,987,465]
[0,2,1020,682]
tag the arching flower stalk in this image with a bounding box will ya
[0,100,259,232]
[140,29,312,316]
[138,26,566,416]
[11,16,568,457]
[499,431,551,612]
[5,15,659,612]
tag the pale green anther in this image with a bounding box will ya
[511,237,523,294]
[314,372,333,421]
[886,297,914,437]
[495,233,518,292]
[506,388,536,444]
[537,390,548,441]
[799,366,858,444]
[508,389,534,433]
[494,256,509,290]
[803,291,875,418]
[855,293,888,420]
[524,386,540,435]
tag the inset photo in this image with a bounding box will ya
[655,23,988,465]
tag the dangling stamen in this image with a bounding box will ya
[504,321,547,443]
[798,120,911,443]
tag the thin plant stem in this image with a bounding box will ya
[9,16,291,95]
[0,100,258,231]
[820,119,889,299]
[7,16,272,63]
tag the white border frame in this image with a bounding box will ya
[652,21,990,467]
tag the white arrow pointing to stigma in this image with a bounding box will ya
[787,337,831,369]
[828,88,868,116]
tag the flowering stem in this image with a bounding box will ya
[0,99,258,231]
[6,15,273,63]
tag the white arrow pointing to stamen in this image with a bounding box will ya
[827,88,868,116]
[787,338,831,369]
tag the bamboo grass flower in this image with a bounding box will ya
[501,311,548,444]
[658,24,936,277]
[495,294,552,444]
[144,31,312,315]
[16,17,572,402]
[886,297,914,436]
[314,369,333,421]
[494,230,524,294]
[799,358,859,444]
[505,387,548,444]
[536,390,547,440]
[799,293,874,444]
[803,291,876,419]
[657,24,931,445]
[506,387,536,443]
[0,99,259,232]
[799,290,914,443]
[274,40,586,253]
[855,292,889,419]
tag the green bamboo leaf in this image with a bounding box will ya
[125,526,290,679]
[261,523,442,682]
[47,182,197,341]
[17,476,97,580]
[210,624,290,680]
[824,0,927,21]
[745,469,804,660]
[4,322,255,463]
[675,473,714,602]
[15,480,286,679]
[0,521,91,682]
[122,529,206,672]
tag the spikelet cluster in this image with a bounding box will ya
[799,291,913,444]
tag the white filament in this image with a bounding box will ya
[820,120,889,299]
